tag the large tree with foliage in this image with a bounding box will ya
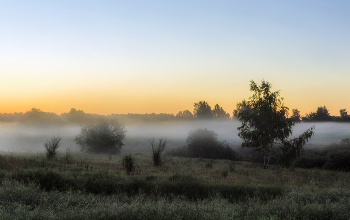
[235,80,314,168]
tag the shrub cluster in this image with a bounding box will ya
[75,119,126,154]
[293,138,350,171]
[169,128,240,161]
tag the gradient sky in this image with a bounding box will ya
[1,1,349,116]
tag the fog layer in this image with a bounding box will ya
[0,121,349,154]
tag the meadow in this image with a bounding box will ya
[0,151,350,220]
[0,121,350,219]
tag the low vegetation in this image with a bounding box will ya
[0,151,350,219]
[122,154,135,174]
[293,138,350,171]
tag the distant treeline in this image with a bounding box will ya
[301,106,350,122]
[0,108,178,125]
[1,103,349,124]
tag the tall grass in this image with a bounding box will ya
[1,179,349,220]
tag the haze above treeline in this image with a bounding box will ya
[1,101,349,125]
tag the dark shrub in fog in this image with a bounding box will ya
[43,135,62,159]
[123,154,135,175]
[293,138,350,171]
[75,119,126,154]
[323,150,350,171]
[150,138,168,166]
[321,138,350,171]
[169,128,240,161]
[186,128,239,160]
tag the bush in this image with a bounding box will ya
[323,149,350,171]
[179,128,240,160]
[123,154,135,175]
[292,137,350,171]
[150,138,168,166]
[43,135,62,159]
[75,119,126,154]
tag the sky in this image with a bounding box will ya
[1,0,349,116]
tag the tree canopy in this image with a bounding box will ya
[176,110,194,119]
[304,106,332,121]
[193,101,213,119]
[235,80,314,168]
[212,104,230,119]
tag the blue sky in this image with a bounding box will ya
[1,1,349,115]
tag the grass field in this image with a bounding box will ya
[0,152,350,219]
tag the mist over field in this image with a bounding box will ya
[0,121,349,154]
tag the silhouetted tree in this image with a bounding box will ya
[193,101,213,119]
[176,110,193,119]
[232,100,248,118]
[336,109,350,122]
[62,108,89,124]
[212,104,230,119]
[291,109,301,122]
[75,119,126,154]
[315,106,331,120]
[340,109,348,118]
[235,80,314,168]
[0,112,22,122]
[20,108,63,124]
[338,109,350,122]
[304,106,332,121]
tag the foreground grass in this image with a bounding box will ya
[0,152,350,219]
[1,180,349,220]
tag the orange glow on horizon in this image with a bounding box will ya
[0,98,344,117]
